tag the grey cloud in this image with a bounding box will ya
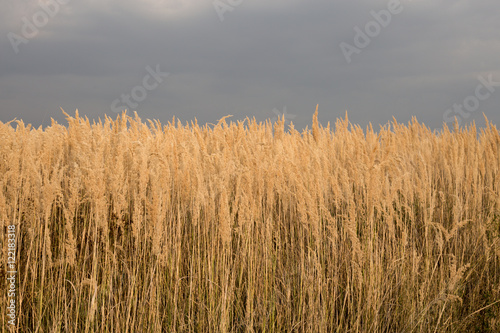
[1,0,499,131]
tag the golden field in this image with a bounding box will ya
[1,109,500,332]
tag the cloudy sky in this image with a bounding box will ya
[1,0,499,131]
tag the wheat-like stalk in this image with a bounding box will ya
[1,110,499,332]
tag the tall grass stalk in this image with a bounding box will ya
[1,110,499,332]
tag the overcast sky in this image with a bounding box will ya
[1,0,499,132]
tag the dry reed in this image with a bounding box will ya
[0,109,499,332]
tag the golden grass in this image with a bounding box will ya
[0,108,499,332]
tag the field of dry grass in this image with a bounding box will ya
[1,109,500,332]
